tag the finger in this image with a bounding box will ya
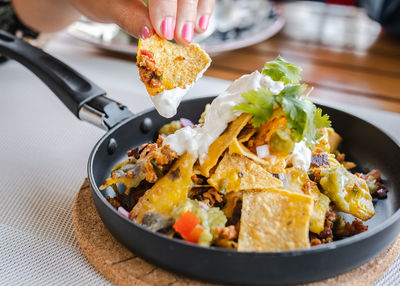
[175,0,198,45]
[195,0,214,33]
[113,0,154,39]
[148,0,177,40]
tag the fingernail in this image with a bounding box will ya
[182,22,194,43]
[199,15,209,31]
[141,26,153,39]
[161,17,174,40]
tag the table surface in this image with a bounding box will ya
[0,2,399,285]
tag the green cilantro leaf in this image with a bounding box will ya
[233,88,274,127]
[314,108,331,129]
[262,56,302,85]
[279,98,313,142]
[278,84,308,99]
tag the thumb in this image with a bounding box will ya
[113,0,154,39]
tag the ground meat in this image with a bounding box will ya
[310,238,322,246]
[202,188,224,208]
[356,169,388,199]
[189,186,225,208]
[336,151,346,163]
[191,174,206,185]
[310,204,336,245]
[137,50,163,89]
[188,187,208,200]
[215,225,238,240]
[312,168,323,182]
[127,146,140,159]
[302,180,317,196]
[213,225,238,249]
[141,145,178,183]
[106,196,121,209]
[334,216,368,238]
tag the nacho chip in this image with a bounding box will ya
[130,152,195,223]
[199,113,252,177]
[228,138,287,174]
[99,157,145,194]
[319,166,375,221]
[208,153,282,192]
[237,125,256,143]
[238,188,312,252]
[137,34,211,96]
[285,168,331,234]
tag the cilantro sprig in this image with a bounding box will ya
[234,88,274,127]
[233,56,331,145]
[262,55,302,85]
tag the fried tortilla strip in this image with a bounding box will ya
[238,188,313,252]
[228,138,287,174]
[237,125,256,143]
[137,34,211,96]
[130,152,195,223]
[208,153,282,192]
[199,113,252,177]
[285,168,331,234]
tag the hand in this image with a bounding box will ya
[71,0,215,45]
[147,0,214,44]
[13,0,215,45]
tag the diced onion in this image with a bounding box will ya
[180,118,194,127]
[118,206,130,219]
[198,201,210,211]
[256,144,270,159]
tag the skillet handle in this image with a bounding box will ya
[0,30,133,130]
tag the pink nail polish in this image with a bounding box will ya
[182,23,194,43]
[199,15,209,31]
[141,26,153,39]
[161,17,174,40]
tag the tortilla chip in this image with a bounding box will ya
[285,168,331,234]
[228,138,287,174]
[130,152,195,223]
[238,188,312,252]
[99,157,145,194]
[137,35,211,95]
[237,125,256,143]
[199,113,252,177]
[208,153,282,192]
[319,166,375,221]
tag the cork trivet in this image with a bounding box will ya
[73,178,400,286]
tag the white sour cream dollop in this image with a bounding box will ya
[163,71,285,162]
[288,141,312,171]
[151,60,211,118]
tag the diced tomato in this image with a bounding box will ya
[186,224,204,243]
[173,211,201,241]
[140,49,153,59]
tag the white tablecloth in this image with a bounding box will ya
[0,33,399,286]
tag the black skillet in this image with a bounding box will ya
[1,30,400,285]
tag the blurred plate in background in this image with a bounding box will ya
[67,0,284,55]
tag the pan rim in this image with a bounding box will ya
[87,96,400,258]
